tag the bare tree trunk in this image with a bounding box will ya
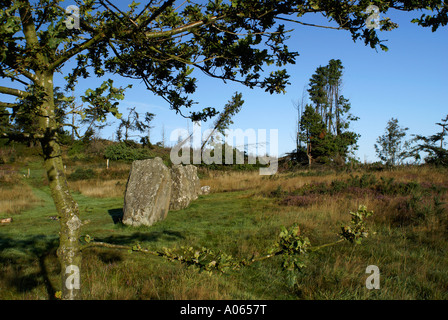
[294,86,307,154]
[307,136,312,169]
[71,105,75,141]
[335,82,341,136]
[162,124,166,147]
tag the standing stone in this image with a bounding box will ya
[122,157,172,227]
[169,164,201,211]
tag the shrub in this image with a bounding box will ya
[104,142,152,161]
[68,140,87,158]
[390,190,446,227]
[271,185,286,197]
[282,195,319,207]
[69,168,96,181]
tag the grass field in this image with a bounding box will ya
[0,161,447,300]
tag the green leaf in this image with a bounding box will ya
[380,44,389,52]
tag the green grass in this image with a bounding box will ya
[0,183,295,299]
[1,165,447,300]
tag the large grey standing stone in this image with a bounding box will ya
[169,164,201,211]
[122,157,172,227]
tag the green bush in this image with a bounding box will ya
[68,168,96,181]
[58,130,74,146]
[68,140,86,158]
[104,142,152,161]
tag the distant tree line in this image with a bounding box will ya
[373,115,448,167]
[288,59,448,168]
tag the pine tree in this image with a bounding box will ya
[299,59,359,165]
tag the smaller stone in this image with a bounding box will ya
[200,186,211,195]
[169,164,201,211]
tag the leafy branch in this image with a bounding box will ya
[339,205,373,244]
[80,205,373,279]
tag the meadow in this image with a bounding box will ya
[1,156,447,300]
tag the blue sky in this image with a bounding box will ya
[81,7,447,163]
[4,2,448,163]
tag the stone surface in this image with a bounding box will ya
[122,157,172,227]
[0,217,12,224]
[169,164,201,211]
[200,185,211,195]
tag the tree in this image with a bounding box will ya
[116,106,155,143]
[299,104,326,167]
[79,79,129,142]
[0,0,446,300]
[292,85,307,161]
[410,114,448,166]
[374,118,410,166]
[201,92,244,151]
[297,59,359,165]
[307,59,346,135]
[435,114,448,150]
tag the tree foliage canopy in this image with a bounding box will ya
[1,0,447,137]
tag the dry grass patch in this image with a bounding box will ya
[0,169,43,215]
[200,170,352,194]
[0,184,43,215]
[69,179,126,198]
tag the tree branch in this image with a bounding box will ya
[11,65,38,83]
[60,123,83,139]
[80,241,160,256]
[49,31,107,71]
[275,16,344,30]
[145,16,220,39]
[137,0,176,32]
[100,0,139,28]
[50,13,219,71]
[0,71,30,86]
[0,101,19,109]
[1,55,38,83]
[0,86,30,98]
[17,0,40,49]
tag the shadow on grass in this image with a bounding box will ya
[106,208,185,243]
[108,208,124,224]
[93,230,185,246]
[0,223,185,299]
[0,235,59,300]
